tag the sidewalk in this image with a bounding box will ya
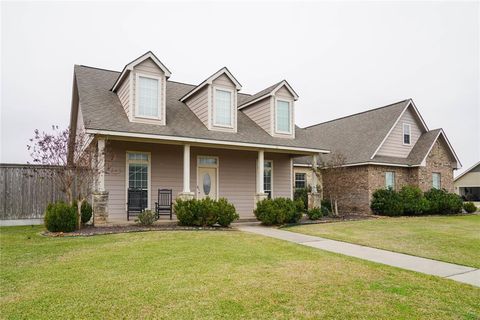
[238,226,480,287]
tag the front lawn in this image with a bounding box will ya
[1,226,479,319]
[286,215,480,268]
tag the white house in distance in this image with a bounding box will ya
[454,161,480,206]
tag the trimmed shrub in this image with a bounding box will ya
[73,200,93,224]
[463,202,477,213]
[370,188,403,216]
[399,186,429,215]
[307,207,322,220]
[174,198,238,227]
[424,188,463,215]
[44,201,77,232]
[136,210,156,226]
[254,197,303,225]
[215,198,239,227]
[321,199,332,213]
[294,187,310,211]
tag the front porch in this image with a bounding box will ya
[94,138,320,224]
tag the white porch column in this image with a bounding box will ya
[97,138,105,192]
[311,154,318,193]
[257,150,264,194]
[183,144,191,193]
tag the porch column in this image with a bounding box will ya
[178,144,195,200]
[308,153,321,209]
[93,137,108,226]
[255,149,268,205]
[97,138,105,192]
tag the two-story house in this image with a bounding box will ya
[69,51,328,223]
[293,99,462,213]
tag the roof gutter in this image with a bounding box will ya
[85,129,330,154]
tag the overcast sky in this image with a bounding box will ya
[1,1,479,175]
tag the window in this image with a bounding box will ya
[198,156,218,166]
[432,173,441,189]
[295,173,306,189]
[137,76,160,118]
[276,100,291,133]
[214,88,233,127]
[385,171,395,189]
[264,160,273,199]
[403,123,411,145]
[127,152,150,207]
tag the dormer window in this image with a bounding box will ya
[213,87,234,127]
[403,123,411,145]
[275,99,292,134]
[136,73,161,119]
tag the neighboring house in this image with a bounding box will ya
[69,51,328,223]
[454,161,480,206]
[293,99,462,213]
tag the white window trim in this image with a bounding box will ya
[403,123,411,145]
[125,151,152,210]
[196,155,220,200]
[264,160,273,198]
[274,98,293,135]
[432,172,441,189]
[135,72,162,120]
[295,172,307,189]
[385,171,395,189]
[212,86,235,128]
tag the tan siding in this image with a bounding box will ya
[276,86,294,99]
[377,107,424,157]
[272,85,295,139]
[266,153,293,199]
[242,97,272,134]
[211,74,237,132]
[212,74,235,87]
[117,76,130,118]
[455,172,480,188]
[185,86,209,127]
[76,106,85,137]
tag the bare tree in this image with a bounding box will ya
[320,151,347,216]
[28,125,108,228]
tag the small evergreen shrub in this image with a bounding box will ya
[44,201,77,232]
[463,202,477,213]
[254,198,302,225]
[424,188,463,215]
[174,198,238,227]
[215,198,239,227]
[399,186,429,215]
[307,207,323,220]
[370,188,403,216]
[135,210,156,226]
[72,200,93,224]
[321,199,332,212]
[293,187,310,211]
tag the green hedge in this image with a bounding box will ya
[44,201,77,232]
[371,186,463,216]
[174,198,239,227]
[463,202,477,213]
[254,198,303,225]
[72,200,93,224]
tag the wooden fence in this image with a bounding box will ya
[0,164,80,220]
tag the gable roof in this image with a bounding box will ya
[111,51,172,91]
[454,161,480,181]
[238,80,299,109]
[179,67,242,102]
[294,101,461,169]
[74,65,328,154]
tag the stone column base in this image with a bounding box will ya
[178,192,195,200]
[93,191,109,227]
[254,193,268,208]
[308,192,321,210]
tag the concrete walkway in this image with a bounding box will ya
[238,226,480,287]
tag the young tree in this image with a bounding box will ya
[28,125,108,228]
[320,151,347,216]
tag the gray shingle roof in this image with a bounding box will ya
[75,65,326,152]
[238,81,283,108]
[294,101,449,167]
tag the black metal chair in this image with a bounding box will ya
[127,188,148,221]
[155,189,173,220]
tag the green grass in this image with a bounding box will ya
[286,215,480,268]
[1,226,479,319]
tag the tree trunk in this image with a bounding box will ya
[77,198,84,230]
[334,200,339,216]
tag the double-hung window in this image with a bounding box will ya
[295,173,306,190]
[127,152,150,208]
[432,173,441,189]
[275,99,291,133]
[264,160,273,199]
[214,88,233,127]
[403,123,411,145]
[137,75,160,118]
[385,171,395,189]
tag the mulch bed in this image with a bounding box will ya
[42,224,235,237]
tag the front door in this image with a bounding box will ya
[197,167,217,199]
